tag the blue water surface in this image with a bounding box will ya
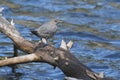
[0,0,120,80]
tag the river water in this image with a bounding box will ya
[0,0,120,80]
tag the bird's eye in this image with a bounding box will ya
[54,20,58,22]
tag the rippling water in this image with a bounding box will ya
[0,0,120,80]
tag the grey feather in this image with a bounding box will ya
[31,19,62,39]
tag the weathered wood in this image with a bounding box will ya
[0,11,111,80]
[0,15,35,53]
[0,54,40,66]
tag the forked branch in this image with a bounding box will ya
[0,9,111,80]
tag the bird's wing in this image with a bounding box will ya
[37,23,57,33]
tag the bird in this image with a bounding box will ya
[31,19,62,43]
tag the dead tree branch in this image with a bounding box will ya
[0,54,40,66]
[0,10,111,80]
[0,15,35,53]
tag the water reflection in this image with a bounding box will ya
[0,0,120,80]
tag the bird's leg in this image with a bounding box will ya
[41,38,47,44]
[47,38,54,45]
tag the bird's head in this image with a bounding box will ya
[51,19,63,24]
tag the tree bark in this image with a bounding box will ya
[0,14,110,80]
[0,54,40,66]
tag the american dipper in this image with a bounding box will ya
[31,19,62,43]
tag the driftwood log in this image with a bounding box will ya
[0,10,111,80]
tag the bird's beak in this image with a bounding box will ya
[57,20,63,23]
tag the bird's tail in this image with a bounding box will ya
[31,30,39,37]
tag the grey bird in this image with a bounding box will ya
[31,19,62,43]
